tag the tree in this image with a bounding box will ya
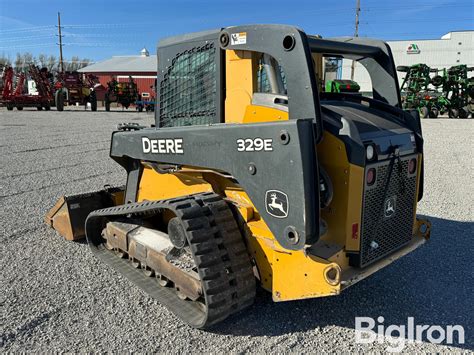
[64,56,91,72]
[38,54,48,68]
[0,55,12,68]
[14,52,34,73]
[8,52,91,75]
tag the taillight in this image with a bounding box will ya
[408,158,417,174]
[367,168,376,185]
[352,223,359,239]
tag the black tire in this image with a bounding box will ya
[6,104,13,111]
[429,107,438,118]
[17,106,23,111]
[37,106,42,111]
[105,97,111,112]
[431,75,444,87]
[420,106,429,118]
[448,108,459,118]
[90,91,97,112]
[459,107,469,118]
[55,90,64,111]
[44,104,51,111]
[138,105,143,112]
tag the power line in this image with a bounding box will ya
[0,25,54,34]
[363,3,472,10]
[1,35,56,42]
[62,42,142,47]
[363,17,473,24]
[0,43,57,50]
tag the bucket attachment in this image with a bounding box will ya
[45,186,125,241]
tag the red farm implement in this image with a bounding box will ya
[1,65,54,111]
[54,72,99,111]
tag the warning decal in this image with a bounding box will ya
[230,32,247,45]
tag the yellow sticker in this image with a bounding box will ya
[230,32,247,45]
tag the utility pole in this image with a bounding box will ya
[350,0,361,80]
[56,12,64,73]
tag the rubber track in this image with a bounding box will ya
[85,192,256,328]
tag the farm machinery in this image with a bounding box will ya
[135,91,156,112]
[46,25,431,328]
[1,65,54,111]
[397,64,441,118]
[105,76,140,111]
[432,65,474,118]
[325,79,360,93]
[54,71,99,111]
[135,80,157,112]
[398,63,474,118]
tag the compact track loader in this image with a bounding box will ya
[46,25,431,328]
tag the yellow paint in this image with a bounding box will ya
[225,50,257,124]
[224,50,290,125]
[272,249,340,300]
[317,132,364,253]
[212,178,342,300]
[311,53,324,92]
[243,220,340,299]
[242,104,288,123]
[136,165,212,202]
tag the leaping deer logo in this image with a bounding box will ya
[265,190,289,218]
[269,193,285,214]
[384,196,396,218]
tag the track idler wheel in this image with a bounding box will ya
[168,217,187,249]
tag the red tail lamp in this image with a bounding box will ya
[367,168,376,185]
[408,158,417,174]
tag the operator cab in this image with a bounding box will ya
[253,35,420,168]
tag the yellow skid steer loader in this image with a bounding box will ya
[46,24,430,328]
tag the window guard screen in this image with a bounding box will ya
[159,43,217,127]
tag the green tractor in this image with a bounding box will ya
[105,76,141,111]
[325,79,360,93]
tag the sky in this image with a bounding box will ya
[0,0,473,63]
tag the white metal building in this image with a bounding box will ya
[341,31,474,93]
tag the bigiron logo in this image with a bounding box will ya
[265,190,289,218]
[355,316,465,352]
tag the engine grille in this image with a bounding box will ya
[359,156,417,267]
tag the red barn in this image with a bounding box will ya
[78,48,156,100]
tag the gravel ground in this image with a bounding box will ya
[0,108,472,352]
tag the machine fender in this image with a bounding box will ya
[109,119,320,251]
